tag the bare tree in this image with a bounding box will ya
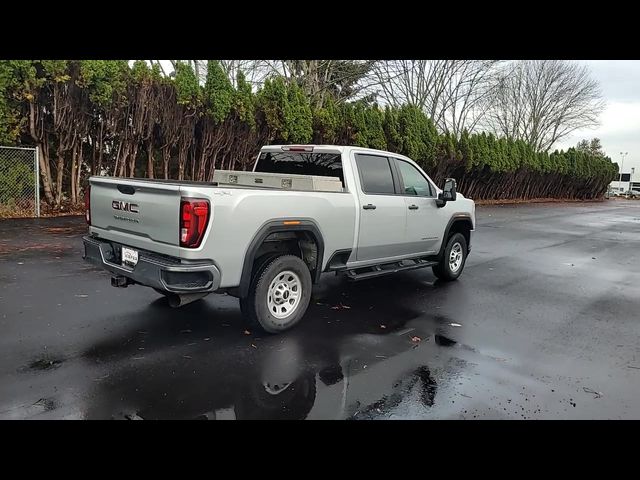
[159,61,203,82]
[372,60,501,136]
[374,60,450,112]
[441,60,502,136]
[246,60,381,108]
[217,60,383,107]
[219,60,272,88]
[483,60,605,152]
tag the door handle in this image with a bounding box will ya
[363,204,376,210]
[408,204,419,210]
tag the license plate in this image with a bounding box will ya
[121,247,139,267]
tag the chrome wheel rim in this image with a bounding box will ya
[449,242,463,272]
[267,270,302,320]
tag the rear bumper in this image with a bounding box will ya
[82,235,221,293]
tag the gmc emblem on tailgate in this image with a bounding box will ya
[112,200,139,213]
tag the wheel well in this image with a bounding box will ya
[448,219,472,250]
[253,231,319,271]
[239,227,322,298]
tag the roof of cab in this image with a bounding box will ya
[261,145,346,152]
[260,145,411,159]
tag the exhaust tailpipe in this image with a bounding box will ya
[167,292,209,308]
[111,275,132,288]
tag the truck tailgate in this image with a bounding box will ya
[89,177,182,257]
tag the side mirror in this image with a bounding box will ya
[436,178,457,208]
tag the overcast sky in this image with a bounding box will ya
[554,60,640,174]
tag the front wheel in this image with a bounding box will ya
[239,255,312,334]
[432,232,467,281]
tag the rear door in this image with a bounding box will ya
[89,177,182,257]
[353,153,410,262]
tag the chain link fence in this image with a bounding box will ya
[0,146,40,218]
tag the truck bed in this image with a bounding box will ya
[87,174,355,267]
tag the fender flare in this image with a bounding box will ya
[437,215,474,259]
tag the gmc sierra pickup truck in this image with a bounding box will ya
[83,145,476,333]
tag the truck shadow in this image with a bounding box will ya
[81,271,461,419]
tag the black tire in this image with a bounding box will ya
[432,232,467,281]
[239,255,312,334]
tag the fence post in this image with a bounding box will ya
[35,145,40,218]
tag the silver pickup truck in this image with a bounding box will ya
[83,145,476,333]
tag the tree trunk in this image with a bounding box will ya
[190,148,196,181]
[97,122,104,175]
[147,139,154,179]
[38,142,55,206]
[128,144,138,178]
[178,148,187,181]
[207,149,221,181]
[198,149,207,181]
[28,100,55,205]
[70,142,78,205]
[76,144,84,205]
[113,141,123,177]
[90,135,97,176]
[162,146,170,179]
[118,143,129,177]
[54,147,65,207]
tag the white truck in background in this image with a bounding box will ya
[83,145,476,333]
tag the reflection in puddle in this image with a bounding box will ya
[33,397,57,412]
[350,366,438,419]
[83,323,450,420]
[233,371,316,420]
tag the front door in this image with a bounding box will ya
[394,158,441,254]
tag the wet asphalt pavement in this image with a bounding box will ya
[1,200,639,419]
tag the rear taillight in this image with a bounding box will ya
[180,198,210,248]
[85,185,91,225]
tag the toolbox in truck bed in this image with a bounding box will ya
[212,169,344,192]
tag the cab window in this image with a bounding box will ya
[395,159,433,197]
[355,154,396,195]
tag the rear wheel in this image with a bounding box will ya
[432,232,467,281]
[240,255,312,334]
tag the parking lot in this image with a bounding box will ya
[0,199,639,419]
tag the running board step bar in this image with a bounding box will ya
[345,258,437,281]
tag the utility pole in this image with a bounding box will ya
[619,152,628,191]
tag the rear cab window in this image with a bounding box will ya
[254,151,345,187]
[354,154,396,194]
